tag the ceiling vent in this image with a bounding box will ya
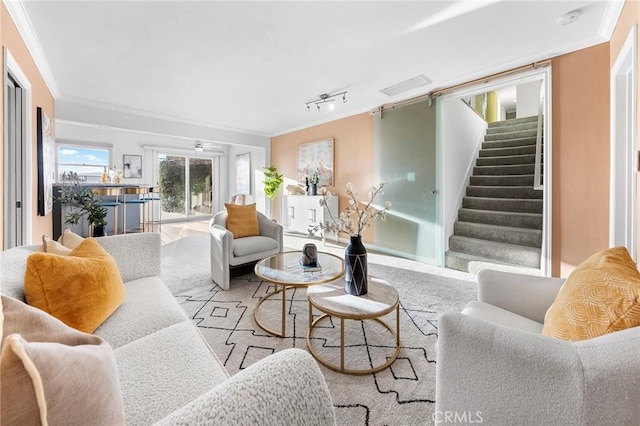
[379,75,432,97]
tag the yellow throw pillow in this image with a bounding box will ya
[225,203,260,238]
[542,247,640,341]
[57,228,85,250]
[24,238,126,333]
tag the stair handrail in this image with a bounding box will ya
[533,84,544,190]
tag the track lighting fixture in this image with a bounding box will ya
[305,91,348,112]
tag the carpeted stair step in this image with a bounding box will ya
[473,164,535,175]
[482,137,538,150]
[469,174,535,186]
[476,154,536,166]
[485,129,539,141]
[462,196,542,213]
[479,144,537,157]
[454,221,542,248]
[486,121,538,134]
[466,186,543,199]
[444,250,542,275]
[458,208,542,229]
[448,235,541,268]
[488,115,539,128]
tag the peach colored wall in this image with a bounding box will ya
[1,3,55,249]
[271,113,375,242]
[610,0,639,63]
[273,45,613,275]
[551,42,611,277]
[610,0,640,265]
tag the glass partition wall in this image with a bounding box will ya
[373,99,441,265]
[158,154,214,221]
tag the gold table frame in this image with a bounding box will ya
[253,251,344,337]
[306,278,400,375]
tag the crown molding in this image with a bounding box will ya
[599,0,625,41]
[3,0,59,97]
[57,95,271,139]
[56,118,225,148]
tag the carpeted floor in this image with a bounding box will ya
[161,236,477,426]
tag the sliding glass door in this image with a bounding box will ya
[373,100,440,264]
[158,154,214,221]
[189,158,213,216]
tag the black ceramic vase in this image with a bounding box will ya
[310,183,317,196]
[92,225,107,237]
[345,235,368,296]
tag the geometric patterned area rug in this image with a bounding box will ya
[161,236,477,426]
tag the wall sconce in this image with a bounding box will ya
[306,91,348,112]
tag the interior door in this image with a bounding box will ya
[4,75,25,248]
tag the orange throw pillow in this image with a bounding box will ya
[24,238,126,333]
[542,246,640,341]
[225,203,259,238]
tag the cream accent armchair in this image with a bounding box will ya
[436,269,640,426]
[210,211,283,290]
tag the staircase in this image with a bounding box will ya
[445,115,543,274]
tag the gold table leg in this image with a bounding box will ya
[281,284,286,337]
[307,310,401,376]
[253,283,291,338]
[340,318,345,371]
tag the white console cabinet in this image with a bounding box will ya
[281,195,338,237]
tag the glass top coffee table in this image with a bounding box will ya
[254,251,344,337]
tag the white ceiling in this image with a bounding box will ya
[19,1,619,138]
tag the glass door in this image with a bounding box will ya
[188,157,213,216]
[373,100,440,265]
[158,154,215,221]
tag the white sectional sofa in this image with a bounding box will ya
[1,233,335,425]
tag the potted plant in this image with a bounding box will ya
[308,169,320,195]
[263,165,283,217]
[58,172,109,236]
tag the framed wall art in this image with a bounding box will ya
[36,107,54,216]
[235,152,251,194]
[123,154,142,178]
[298,138,334,186]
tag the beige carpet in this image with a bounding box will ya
[161,236,477,426]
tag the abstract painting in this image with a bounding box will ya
[37,107,54,216]
[235,152,251,194]
[123,154,142,178]
[298,138,334,187]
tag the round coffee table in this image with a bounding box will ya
[307,277,400,375]
[254,251,344,337]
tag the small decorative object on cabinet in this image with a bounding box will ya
[308,170,320,196]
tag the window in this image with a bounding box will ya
[57,145,110,182]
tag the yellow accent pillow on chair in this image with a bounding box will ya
[542,246,640,341]
[24,238,125,333]
[225,203,260,238]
